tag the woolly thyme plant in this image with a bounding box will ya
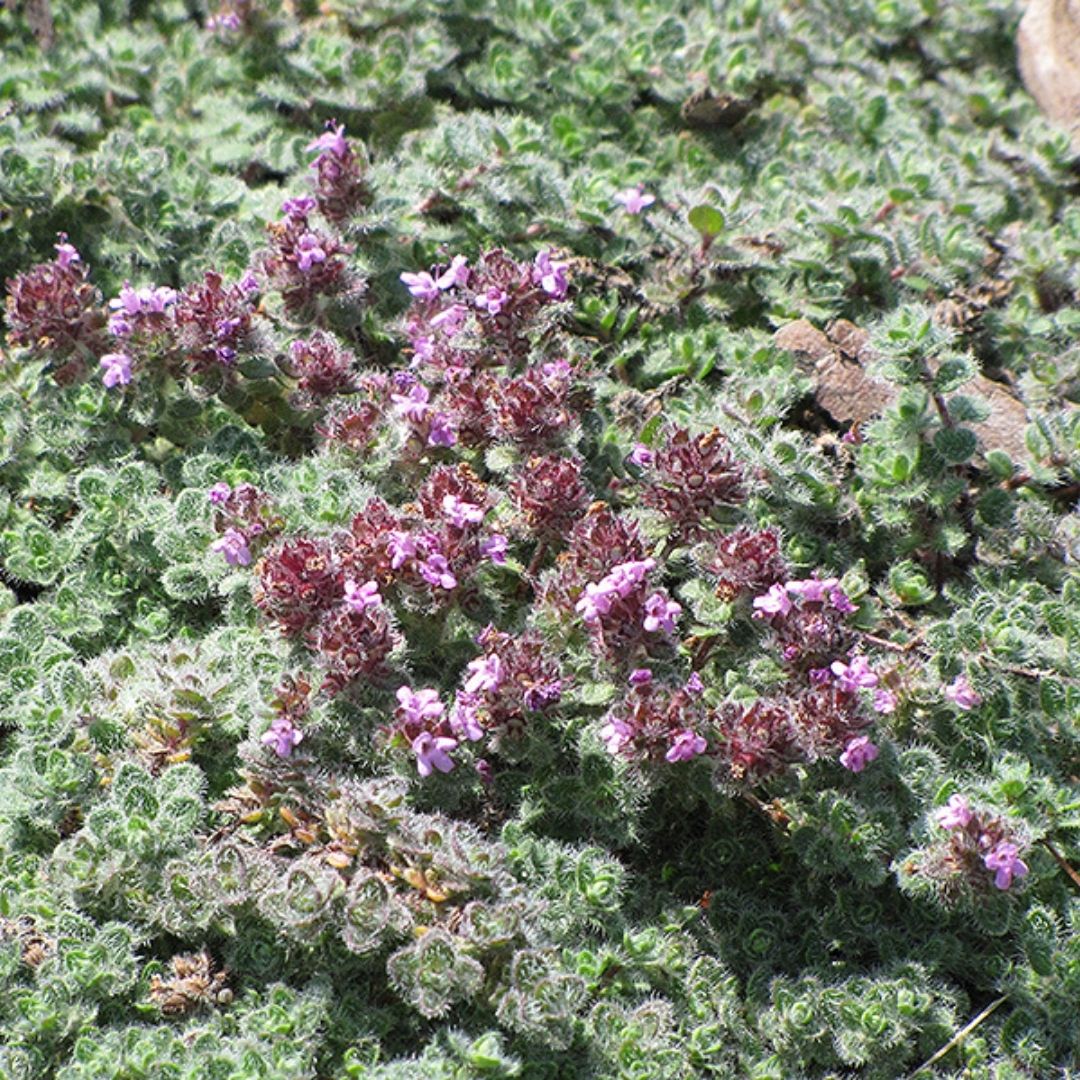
[2,1,1080,1077]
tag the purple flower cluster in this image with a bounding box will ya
[712,683,874,783]
[573,556,683,667]
[391,687,458,777]
[401,248,569,370]
[390,377,457,449]
[256,195,358,320]
[751,575,858,673]
[209,483,282,568]
[252,532,402,696]
[171,270,260,377]
[437,359,583,452]
[449,626,563,749]
[598,673,708,765]
[96,269,261,390]
[929,795,1030,891]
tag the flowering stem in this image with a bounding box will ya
[909,996,1006,1077]
[863,631,925,654]
[1040,838,1080,891]
[525,540,548,581]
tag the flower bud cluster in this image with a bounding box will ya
[3,235,108,383]
[209,482,282,568]
[306,120,370,225]
[640,427,747,543]
[256,194,359,320]
[706,526,787,601]
[436,359,582,452]
[509,454,591,545]
[284,331,358,409]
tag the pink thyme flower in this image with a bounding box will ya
[295,233,327,272]
[54,236,80,268]
[396,686,445,726]
[436,254,470,290]
[343,579,381,612]
[576,581,616,625]
[480,534,508,564]
[599,717,633,755]
[685,672,704,695]
[935,794,973,831]
[628,443,654,467]
[786,576,839,603]
[418,552,457,590]
[430,303,468,334]
[983,841,1029,890]
[829,588,857,614]
[211,527,252,566]
[307,121,348,159]
[629,668,653,686]
[411,731,458,777]
[464,654,503,695]
[387,531,417,570]
[666,729,707,763]
[643,592,682,635]
[872,689,898,714]
[451,695,484,741]
[830,655,879,693]
[533,249,568,299]
[475,286,510,315]
[613,186,656,215]
[391,382,431,423]
[442,494,485,529]
[99,352,133,389]
[282,194,318,219]
[945,674,981,710]
[261,716,304,757]
[427,413,458,447]
[208,481,232,505]
[752,582,792,619]
[400,270,440,301]
[839,735,879,773]
[207,11,242,32]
